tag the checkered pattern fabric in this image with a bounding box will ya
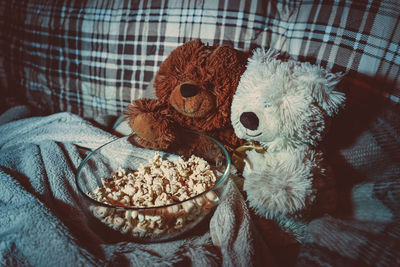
[1,1,400,266]
[1,0,399,125]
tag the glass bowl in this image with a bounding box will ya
[76,131,231,242]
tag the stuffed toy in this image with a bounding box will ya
[230,48,346,241]
[125,39,247,154]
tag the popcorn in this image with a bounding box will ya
[89,152,220,239]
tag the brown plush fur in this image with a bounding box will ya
[125,39,248,152]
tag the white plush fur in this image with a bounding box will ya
[231,48,345,219]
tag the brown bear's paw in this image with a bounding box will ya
[126,99,177,150]
[129,112,177,150]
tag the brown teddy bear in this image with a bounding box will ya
[125,39,248,153]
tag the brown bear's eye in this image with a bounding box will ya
[204,82,214,90]
[179,73,188,81]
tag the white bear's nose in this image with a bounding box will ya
[240,112,259,131]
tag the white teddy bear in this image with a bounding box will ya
[231,48,345,240]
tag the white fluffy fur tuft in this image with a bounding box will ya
[242,149,316,218]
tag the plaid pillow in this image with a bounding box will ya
[1,0,399,126]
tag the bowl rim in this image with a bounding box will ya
[75,130,231,211]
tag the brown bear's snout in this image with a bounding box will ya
[180,83,199,98]
[170,82,215,118]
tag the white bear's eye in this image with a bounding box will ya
[264,103,272,108]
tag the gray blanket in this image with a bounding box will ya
[0,104,399,266]
[0,106,269,267]
[296,99,400,266]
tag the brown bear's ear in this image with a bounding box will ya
[185,38,203,48]
[169,39,204,61]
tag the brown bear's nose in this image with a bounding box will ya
[240,112,259,131]
[180,83,199,98]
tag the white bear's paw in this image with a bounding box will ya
[243,166,313,218]
[242,150,266,176]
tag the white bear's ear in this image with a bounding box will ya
[277,91,325,147]
[321,72,346,116]
[249,47,280,66]
[244,48,281,88]
[294,64,346,117]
